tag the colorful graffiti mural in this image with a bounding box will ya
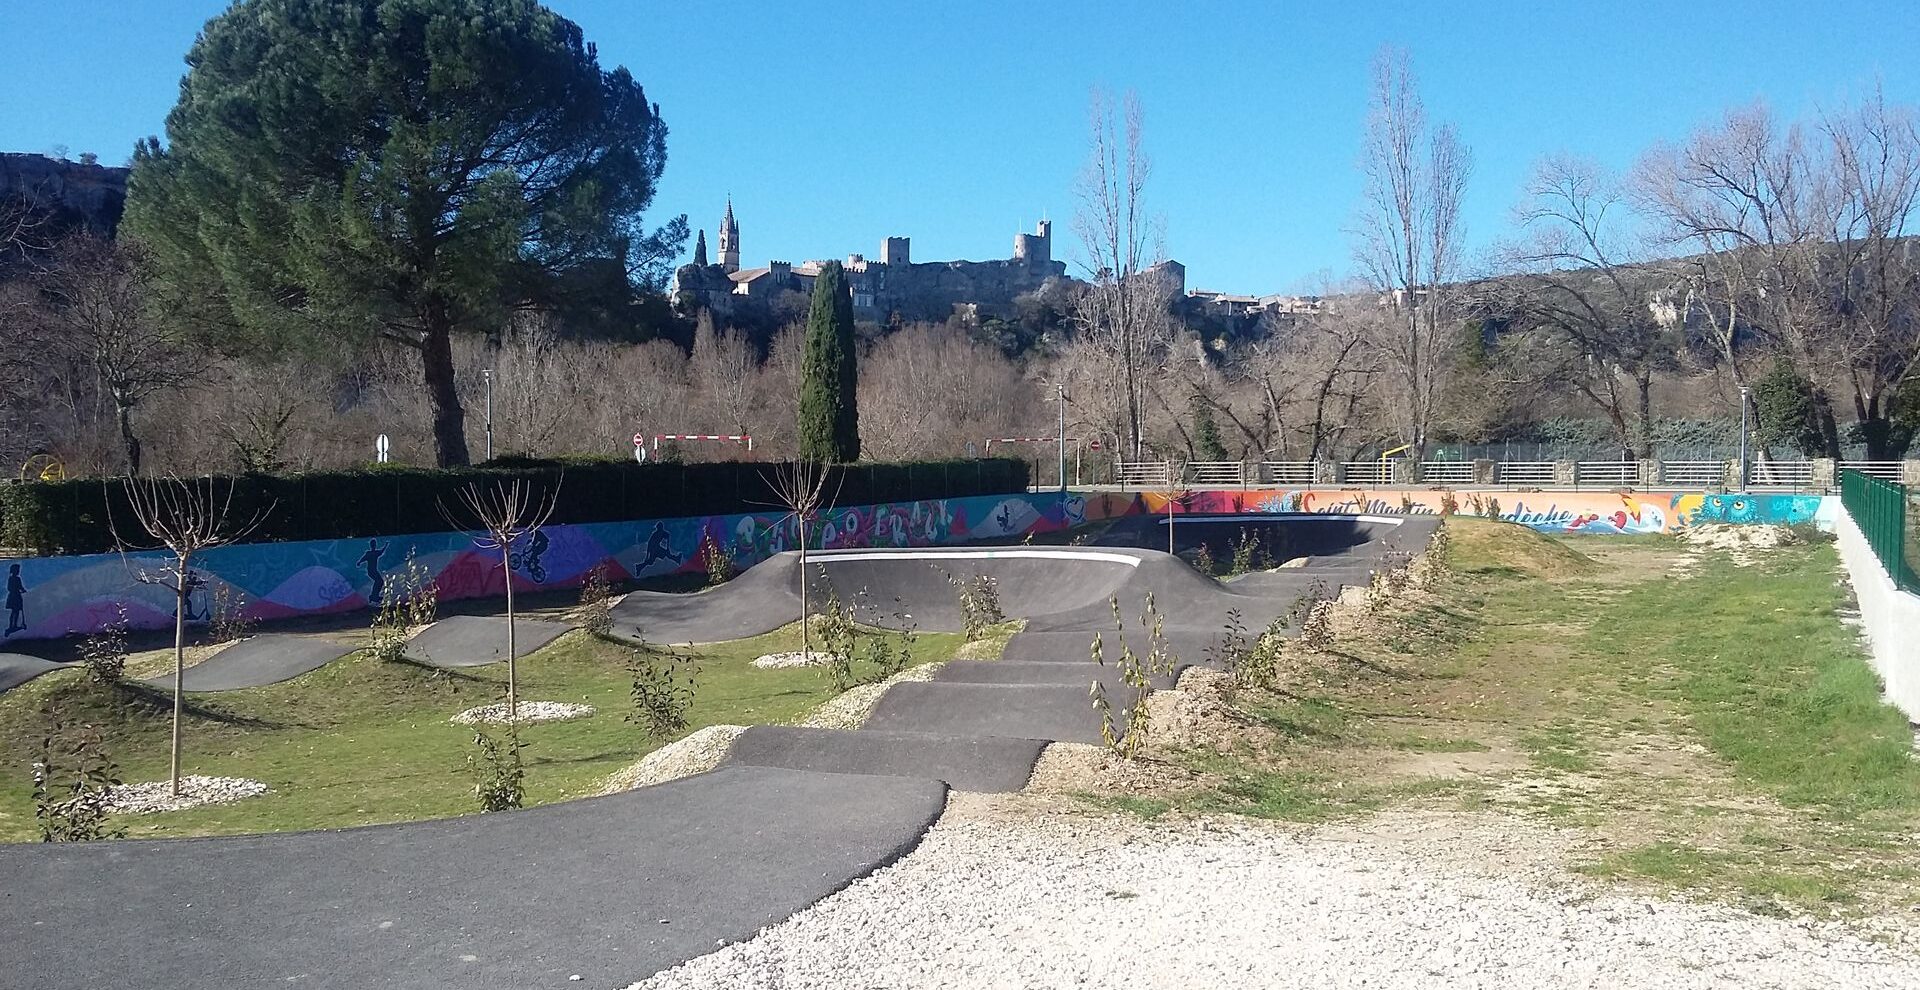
[1083,488,1831,536]
[0,491,1087,643]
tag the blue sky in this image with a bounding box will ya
[3,1,1916,293]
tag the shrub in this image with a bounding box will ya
[858,596,917,684]
[626,643,698,741]
[32,704,123,842]
[208,584,256,644]
[77,606,129,687]
[1438,490,1460,516]
[470,725,525,813]
[577,566,615,637]
[700,532,736,586]
[1191,542,1217,577]
[1229,529,1260,576]
[813,583,860,691]
[368,554,436,663]
[1089,594,1177,760]
[944,570,1006,641]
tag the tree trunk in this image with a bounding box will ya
[501,544,517,723]
[170,561,186,797]
[421,311,470,468]
[117,399,142,475]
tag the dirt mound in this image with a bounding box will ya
[1446,517,1595,579]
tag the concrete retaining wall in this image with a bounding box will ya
[1834,509,1920,725]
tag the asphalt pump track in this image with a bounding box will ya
[1,512,1438,987]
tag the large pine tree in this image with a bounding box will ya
[797,261,860,462]
[124,0,685,467]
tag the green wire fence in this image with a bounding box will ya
[1840,469,1920,593]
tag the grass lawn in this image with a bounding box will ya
[1159,518,1920,915]
[0,621,960,842]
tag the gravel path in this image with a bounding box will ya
[630,809,1920,990]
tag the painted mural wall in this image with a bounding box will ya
[0,485,1833,644]
[0,491,1087,644]
[1081,488,1833,535]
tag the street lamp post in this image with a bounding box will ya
[1053,382,1069,493]
[482,368,495,462]
[1737,384,1752,492]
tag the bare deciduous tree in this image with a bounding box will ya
[1073,88,1173,458]
[110,476,271,795]
[762,460,838,658]
[440,478,562,722]
[1491,156,1681,458]
[1353,47,1472,458]
[24,237,203,474]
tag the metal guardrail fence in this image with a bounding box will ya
[1260,461,1315,485]
[1115,460,1173,487]
[1496,461,1557,486]
[1748,460,1817,488]
[1575,461,1637,487]
[1841,461,1905,482]
[1840,470,1919,593]
[1342,462,1392,485]
[1103,458,1910,491]
[1186,461,1246,486]
[1420,461,1475,485]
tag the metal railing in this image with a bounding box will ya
[1575,461,1638,487]
[1841,460,1906,482]
[1840,470,1918,593]
[1747,459,1816,489]
[1419,461,1475,485]
[1496,461,1557,486]
[1661,461,1728,488]
[1115,460,1173,488]
[1186,461,1246,486]
[1260,461,1316,486]
[1088,457,1909,492]
[1342,461,1393,485]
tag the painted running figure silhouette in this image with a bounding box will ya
[636,522,682,572]
[357,540,387,606]
[180,570,209,623]
[4,564,25,637]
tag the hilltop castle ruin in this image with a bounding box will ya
[672,199,1071,324]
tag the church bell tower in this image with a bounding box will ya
[718,197,741,273]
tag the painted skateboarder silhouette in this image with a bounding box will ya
[636,522,682,572]
[4,564,25,637]
[358,540,387,606]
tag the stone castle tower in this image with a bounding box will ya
[1012,218,1052,267]
[717,197,740,273]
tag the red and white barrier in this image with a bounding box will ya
[652,434,754,453]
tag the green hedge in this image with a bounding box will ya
[0,458,1032,556]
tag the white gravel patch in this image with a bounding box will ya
[797,663,943,730]
[106,775,269,815]
[600,724,747,793]
[629,813,1920,990]
[750,651,830,669]
[451,701,596,725]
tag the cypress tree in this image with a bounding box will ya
[692,229,708,267]
[1193,399,1229,461]
[798,261,860,461]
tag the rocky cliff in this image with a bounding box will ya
[1,152,130,238]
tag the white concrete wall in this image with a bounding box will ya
[1834,508,1920,725]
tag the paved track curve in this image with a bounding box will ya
[0,765,945,990]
